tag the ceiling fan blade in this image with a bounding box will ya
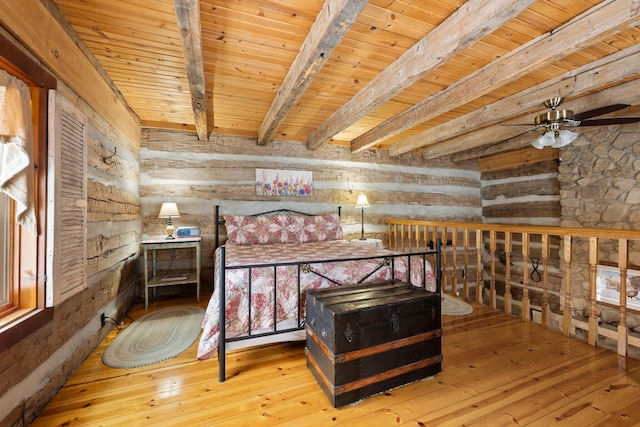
[578,117,640,126]
[520,127,541,136]
[569,104,630,121]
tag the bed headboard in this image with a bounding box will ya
[214,205,342,248]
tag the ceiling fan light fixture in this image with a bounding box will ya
[531,137,545,150]
[532,129,579,149]
[532,131,556,149]
[552,129,579,148]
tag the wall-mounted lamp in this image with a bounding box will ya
[158,202,180,239]
[355,194,370,240]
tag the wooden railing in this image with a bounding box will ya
[386,219,640,357]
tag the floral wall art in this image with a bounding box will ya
[255,169,313,197]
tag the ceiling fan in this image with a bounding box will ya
[517,97,640,149]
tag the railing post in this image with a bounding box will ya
[451,228,458,296]
[423,225,429,254]
[562,235,573,337]
[489,229,496,309]
[522,232,530,322]
[504,231,512,316]
[408,224,414,253]
[476,230,483,305]
[463,228,470,300]
[588,237,599,346]
[541,234,550,327]
[441,227,449,294]
[618,238,629,356]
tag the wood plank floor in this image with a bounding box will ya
[32,295,640,426]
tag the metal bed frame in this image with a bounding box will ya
[213,205,442,382]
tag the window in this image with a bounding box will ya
[0,189,10,310]
[0,71,43,323]
[0,32,56,343]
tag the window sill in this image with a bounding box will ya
[0,307,54,353]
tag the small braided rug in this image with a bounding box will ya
[442,294,473,316]
[102,306,204,368]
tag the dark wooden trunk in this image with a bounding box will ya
[305,281,442,407]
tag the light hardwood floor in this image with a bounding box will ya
[32,295,640,426]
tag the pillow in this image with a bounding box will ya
[294,213,343,243]
[224,212,344,245]
[224,215,291,245]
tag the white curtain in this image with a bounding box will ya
[0,69,37,235]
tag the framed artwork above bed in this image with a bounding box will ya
[255,168,312,197]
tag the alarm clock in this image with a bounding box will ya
[176,227,201,237]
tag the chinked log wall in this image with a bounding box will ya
[481,157,561,226]
[139,128,483,290]
[386,219,640,357]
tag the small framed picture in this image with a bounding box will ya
[596,264,640,311]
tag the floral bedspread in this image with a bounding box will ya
[197,240,436,360]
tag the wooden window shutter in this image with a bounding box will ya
[46,91,87,306]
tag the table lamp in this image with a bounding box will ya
[158,202,180,239]
[355,194,370,240]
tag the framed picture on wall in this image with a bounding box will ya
[596,264,640,311]
[255,169,313,197]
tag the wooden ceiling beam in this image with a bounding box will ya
[451,132,534,162]
[388,43,640,159]
[257,0,368,146]
[352,0,636,154]
[477,147,559,172]
[173,0,208,141]
[306,0,537,150]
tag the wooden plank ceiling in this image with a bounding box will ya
[52,0,640,160]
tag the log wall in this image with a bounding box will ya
[477,151,562,314]
[0,25,140,427]
[481,157,561,226]
[139,128,483,292]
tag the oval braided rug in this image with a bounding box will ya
[102,306,204,369]
[442,294,473,316]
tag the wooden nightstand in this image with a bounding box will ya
[350,238,384,248]
[142,236,202,308]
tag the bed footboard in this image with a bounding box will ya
[215,239,442,382]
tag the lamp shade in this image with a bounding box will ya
[552,130,579,148]
[158,202,180,218]
[355,194,370,209]
[532,129,579,149]
[532,131,555,149]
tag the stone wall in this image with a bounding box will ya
[560,125,640,229]
[558,122,640,330]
